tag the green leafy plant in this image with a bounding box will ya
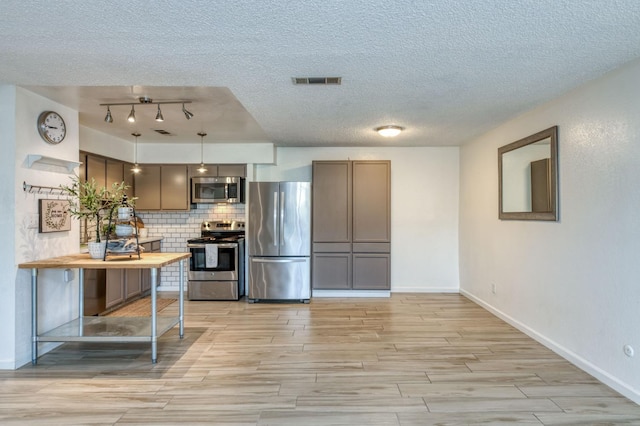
[60,176,136,243]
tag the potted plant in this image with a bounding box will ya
[60,176,134,258]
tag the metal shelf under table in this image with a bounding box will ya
[38,316,180,343]
[19,252,190,364]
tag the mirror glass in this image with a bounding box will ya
[498,126,558,221]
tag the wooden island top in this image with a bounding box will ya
[18,252,191,270]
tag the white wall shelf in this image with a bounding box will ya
[26,154,81,173]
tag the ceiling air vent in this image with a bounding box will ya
[292,77,342,85]
[154,129,173,135]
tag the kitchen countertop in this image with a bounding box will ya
[79,236,163,253]
[18,252,190,270]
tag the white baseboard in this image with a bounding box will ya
[460,289,640,405]
[392,286,459,293]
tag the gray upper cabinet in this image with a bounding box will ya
[188,164,247,178]
[85,154,107,188]
[134,165,161,210]
[217,164,246,177]
[106,159,124,188]
[160,165,189,210]
[352,161,391,243]
[81,152,135,200]
[134,165,189,211]
[312,160,391,290]
[312,161,352,244]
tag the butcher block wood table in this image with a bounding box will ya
[18,252,190,364]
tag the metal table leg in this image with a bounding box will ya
[151,267,157,363]
[31,268,38,365]
[179,259,184,338]
[78,269,84,335]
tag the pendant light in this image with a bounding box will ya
[197,132,207,173]
[131,132,141,173]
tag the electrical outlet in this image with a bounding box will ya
[624,345,635,357]
[27,214,39,229]
[491,283,497,294]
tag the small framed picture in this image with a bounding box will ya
[39,199,71,233]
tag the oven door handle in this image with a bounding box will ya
[188,243,238,249]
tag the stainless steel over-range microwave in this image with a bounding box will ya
[191,176,245,204]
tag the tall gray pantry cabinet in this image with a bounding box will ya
[312,160,391,290]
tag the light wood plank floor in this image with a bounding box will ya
[1,294,639,425]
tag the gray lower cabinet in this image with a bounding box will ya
[352,253,391,290]
[125,269,142,299]
[105,270,125,309]
[312,253,351,289]
[312,160,391,291]
[100,240,162,312]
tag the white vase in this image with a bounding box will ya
[87,241,106,259]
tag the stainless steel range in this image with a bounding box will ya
[187,220,245,300]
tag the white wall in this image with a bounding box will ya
[459,59,640,403]
[0,86,17,368]
[80,125,132,162]
[256,146,460,292]
[3,87,82,368]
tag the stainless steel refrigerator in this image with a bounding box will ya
[248,181,311,302]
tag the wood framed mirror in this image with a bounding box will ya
[498,126,558,221]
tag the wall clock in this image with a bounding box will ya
[37,111,66,144]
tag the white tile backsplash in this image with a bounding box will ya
[136,203,245,290]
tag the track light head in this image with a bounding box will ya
[155,104,164,122]
[104,106,113,123]
[127,106,136,123]
[182,103,194,120]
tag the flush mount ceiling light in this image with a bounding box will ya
[100,97,193,124]
[375,125,404,137]
[131,132,141,174]
[197,132,207,173]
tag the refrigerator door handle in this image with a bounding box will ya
[273,191,278,247]
[280,191,285,247]
[252,258,307,264]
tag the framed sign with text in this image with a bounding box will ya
[38,199,71,233]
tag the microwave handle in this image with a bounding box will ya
[273,191,278,247]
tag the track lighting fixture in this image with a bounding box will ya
[155,104,164,122]
[197,132,207,173]
[127,106,136,123]
[104,106,113,123]
[131,132,141,174]
[183,103,194,120]
[100,97,193,124]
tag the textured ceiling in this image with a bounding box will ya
[2,1,640,146]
